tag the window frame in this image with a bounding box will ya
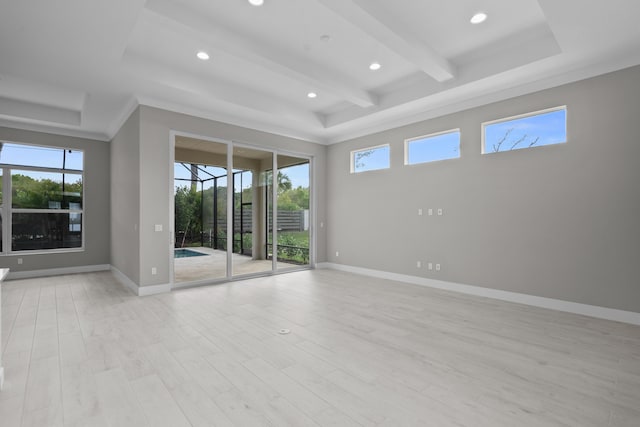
[404,128,461,166]
[350,144,390,174]
[481,106,567,154]
[0,140,85,256]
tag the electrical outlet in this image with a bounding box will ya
[151,267,157,275]
[335,251,339,257]
[437,208,443,216]
[18,258,23,265]
[428,262,432,270]
[428,208,433,216]
[418,208,423,216]
[435,263,441,271]
[417,261,421,268]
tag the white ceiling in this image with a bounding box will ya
[1,0,639,144]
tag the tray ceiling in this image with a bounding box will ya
[1,0,639,144]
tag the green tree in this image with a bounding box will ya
[262,170,293,195]
[12,174,82,209]
[277,171,291,194]
[277,186,309,210]
[174,185,202,247]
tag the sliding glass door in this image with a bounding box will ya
[173,135,312,285]
[231,146,273,277]
[271,155,310,271]
[173,137,228,283]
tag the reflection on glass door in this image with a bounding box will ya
[173,138,228,283]
[270,155,310,270]
[231,146,273,277]
[173,137,312,284]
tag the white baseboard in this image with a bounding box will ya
[7,264,110,280]
[322,263,640,326]
[109,266,170,296]
[138,283,172,296]
[0,366,4,391]
[110,266,139,295]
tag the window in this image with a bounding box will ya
[482,106,567,154]
[405,129,460,165]
[351,144,390,173]
[0,141,84,253]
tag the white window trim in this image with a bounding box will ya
[481,105,567,154]
[0,163,82,175]
[350,143,390,174]
[0,143,85,255]
[404,128,461,166]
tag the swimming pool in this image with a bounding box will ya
[174,248,208,258]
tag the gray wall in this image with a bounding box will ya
[137,106,328,288]
[326,65,640,313]
[110,108,141,284]
[0,126,110,273]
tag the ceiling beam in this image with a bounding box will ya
[122,50,324,127]
[316,0,456,82]
[144,0,377,108]
[0,96,81,126]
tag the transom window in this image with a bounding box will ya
[0,141,84,253]
[482,106,567,154]
[405,129,460,165]
[350,144,390,173]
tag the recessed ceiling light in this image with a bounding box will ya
[307,92,317,98]
[369,62,381,71]
[470,12,487,24]
[248,0,264,6]
[196,51,210,60]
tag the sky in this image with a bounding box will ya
[354,145,390,172]
[279,163,309,188]
[354,108,566,171]
[0,143,83,170]
[407,131,460,165]
[0,143,84,189]
[484,108,566,152]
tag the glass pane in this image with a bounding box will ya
[12,170,82,209]
[276,156,310,270]
[484,108,567,153]
[232,146,272,277]
[266,169,274,257]
[214,175,228,252]
[233,170,253,256]
[0,142,83,170]
[64,150,83,170]
[352,145,390,173]
[407,131,460,165]
[12,212,82,251]
[173,152,229,283]
[174,187,201,247]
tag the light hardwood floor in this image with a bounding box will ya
[1,269,639,426]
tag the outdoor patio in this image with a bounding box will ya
[173,247,299,283]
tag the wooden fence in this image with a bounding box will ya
[210,209,308,232]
